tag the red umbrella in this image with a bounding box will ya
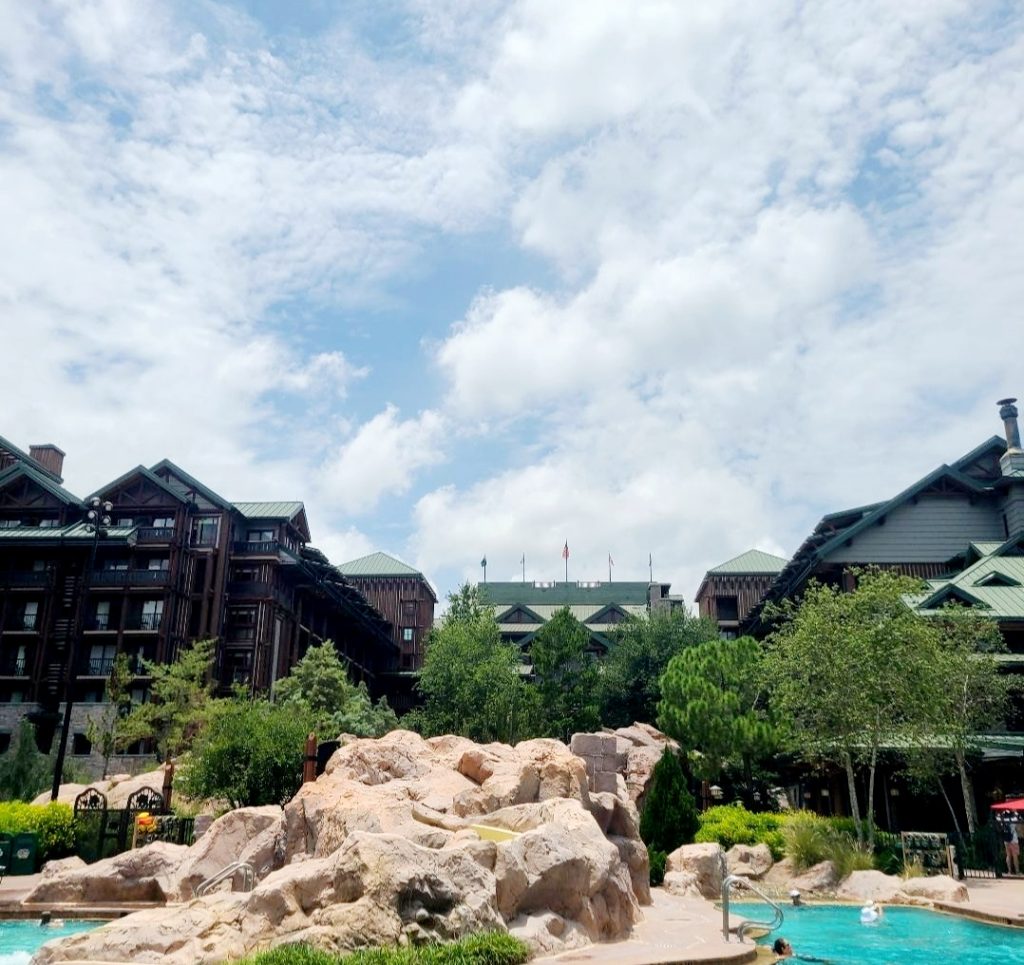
[992,799,1024,811]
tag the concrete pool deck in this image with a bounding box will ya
[934,876,1024,927]
[532,890,759,965]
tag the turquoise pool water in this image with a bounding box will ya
[731,902,1024,964]
[0,919,100,965]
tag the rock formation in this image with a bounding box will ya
[30,730,648,964]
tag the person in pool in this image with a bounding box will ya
[772,937,832,963]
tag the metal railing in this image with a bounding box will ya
[232,540,280,555]
[4,571,50,586]
[136,527,176,542]
[92,569,171,586]
[127,613,163,631]
[721,873,784,943]
[196,861,255,897]
[0,659,27,676]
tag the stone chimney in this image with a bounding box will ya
[28,444,65,482]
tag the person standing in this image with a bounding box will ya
[1001,817,1020,875]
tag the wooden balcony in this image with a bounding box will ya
[136,527,176,543]
[2,571,51,587]
[91,569,171,587]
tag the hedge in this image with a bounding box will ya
[237,934,530,965]
[694,804,787,858]
[0,801,76,863]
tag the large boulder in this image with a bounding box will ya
[173,805,285,900]
[26,841,189,904]
[836,870,904,903]
[32,831,504,964]
[726,843,773,879]
[789,860,840,894]
[898,875,969,903]
[665,843,726,900]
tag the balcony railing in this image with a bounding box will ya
[136,527,176,543]
[80,655,147,677]
[0,659,27,676]
[4,571,50,586]
[84,617,115,631]
[225,625,256,642]
[232,540,280,556]
[91,569,171,587]
[5,619,38,633]
[126,614,163,631]
[227,580,273,597]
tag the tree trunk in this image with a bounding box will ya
[937,777,962,836]
[843,751,863,846]
[955,749,978,835]
[866,747,877,851]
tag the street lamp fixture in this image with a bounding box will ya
[709,784,723,801]
[50,497,111,800]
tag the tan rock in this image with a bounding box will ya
[610,835,651,906]
[836,869,904,903]
[789,860,839,893]
[898,875,969,903]
[726,843,774,879]
[665,842,726,899]
[35,765,176,809]
[662,870,701,897]
[39,855,86,877]
[25,841,189,904]
[173,805,285,899]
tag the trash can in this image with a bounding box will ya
[0,833,11,876]
[10,832,38,875]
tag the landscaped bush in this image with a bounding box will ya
[782,811,875,876]
[639,750,698,854]
[237,933,530,965]
[648,848,667,886]
[0,800,76,863]
[694,804,786,858]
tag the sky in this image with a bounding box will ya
[3,0,1024,606]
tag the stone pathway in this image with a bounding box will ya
[934,876,1024,926]
[532,890,760,965]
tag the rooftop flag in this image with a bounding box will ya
[562,541,570,560]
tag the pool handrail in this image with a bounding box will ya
[196,860,255,897]
[721,873,784,943]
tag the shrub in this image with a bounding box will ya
[782,810,876,876]
[648,848,667,886]
[695,804,786,859]
[0,801,76,862]
[639,750,698,854]
[238,933,530,965]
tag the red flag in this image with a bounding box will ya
[562,541,569,560]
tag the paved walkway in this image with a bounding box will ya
[935,876,1024,926]
[532,891,760,965]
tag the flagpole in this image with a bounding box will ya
[522,554,526,583]
[649,553,653,582]
[608,555,612,583]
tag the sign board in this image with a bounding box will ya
[900,831,953,876]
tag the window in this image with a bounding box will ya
[93,601,111,630]
[104,559,129,571]
[38,518,60,529]
[232,566,259,581]
[72,733,92,756]
[247,529,274,543]
[21,601,39,630]
[31,559,46,572]
[88,644,116,675]
[230,606,258,625]
[130,686,149,705]
[152,516,174,528]
[716,596,739,622]
[116,517,134,527]
[401,600,417,619]
[402,628,414,642]
[0,519,22,529]
[147,558,170,571]
[0,732,10,754]
[139,600,163,630]
[191,516,219,545]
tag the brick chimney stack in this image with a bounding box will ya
[28,444,65,482]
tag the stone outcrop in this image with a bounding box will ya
[789,860,840,894]
[725,843,773,879]
[897,875,968,903]
[665,843,726,900]
[31,730,647,964]
[835,869,906,903]
[570,724,676,810]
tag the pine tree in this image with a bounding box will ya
[639,748,698,855]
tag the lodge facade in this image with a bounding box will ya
[0,435,399,768]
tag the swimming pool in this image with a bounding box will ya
[0,919,101,965]
[730,902,1024,963]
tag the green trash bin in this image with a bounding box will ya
[10,832,38,875]
[0,833,11,877]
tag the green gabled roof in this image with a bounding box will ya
[908,555,1024,619]
[707,549,789,575]
[0,462,83,506]
[233,501,305,520]
[480,581,653,606]
[337,551,424,578]
[149,459,232,509]
[89,465,187,504]
[0,435,63,482]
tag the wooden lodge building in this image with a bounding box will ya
[0,434,400,768]
[694,549,788,638]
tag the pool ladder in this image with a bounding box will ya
[196,861,255,897]
[721,873,784,943]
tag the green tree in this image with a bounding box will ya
[274,640,398,738]
[86,652,134,779]
[658,636,779,784]
[407,585,539,743]
[181,699,315,807]
[0,722,88,802]
[530,608,599,741]
[120,638,216,760]
[910,606,1013,834]
[639,748,698,855]
[599,609,720,727]
[763,569,945,847]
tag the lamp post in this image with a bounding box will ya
[50,497,111,800]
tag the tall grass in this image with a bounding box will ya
[782,812,873,877]
[237,934,530,965]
